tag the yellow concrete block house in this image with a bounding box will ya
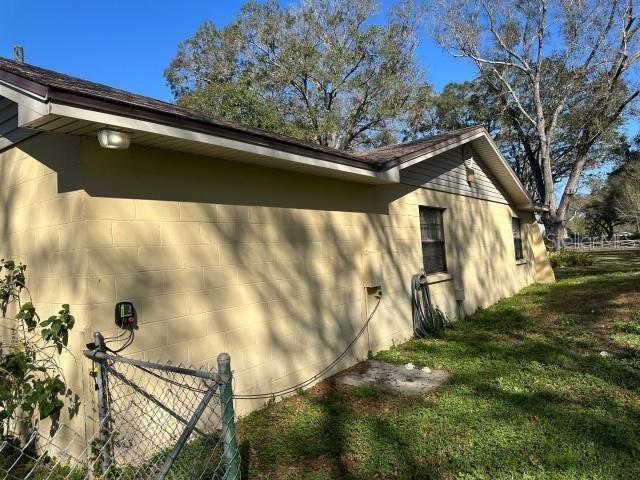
[0,57,553,415]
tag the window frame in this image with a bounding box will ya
[512,217,524,261]
[419,206,448,275]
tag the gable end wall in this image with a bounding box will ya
[400,145,511,205]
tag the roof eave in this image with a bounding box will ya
[48,101,398,184]
[389,129,487,170]
[381,126,487,168]
[0,63,391,179]
[1,81,397,184]
[45,87,376,172]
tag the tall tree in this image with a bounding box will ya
[582,141,640,237]
[427,0,640,249]
[166,0,432,151]
[584,177,626,238]
[410,79,544,197]
[617,174,640,233]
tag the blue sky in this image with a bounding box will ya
[0,0,634,171]
[0,0,476,102]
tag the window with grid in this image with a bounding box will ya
[419,207,447,274]
[512,217,524,260]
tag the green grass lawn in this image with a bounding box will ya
[237,250,640,480]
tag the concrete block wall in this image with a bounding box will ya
[0,133,552,418]
[0,135,92,440]
[378,188,551,331]
[82,198,379,413]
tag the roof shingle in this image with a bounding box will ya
[354,125,486,167]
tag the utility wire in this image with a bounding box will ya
[96,293,383,401]
[102,329,135,354]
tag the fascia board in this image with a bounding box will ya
[0,81,49,116]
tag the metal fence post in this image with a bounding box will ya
[94,332,112,475]
[217,353,240,480]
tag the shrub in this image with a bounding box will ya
[0,259,75,440]
[549,251,594,268]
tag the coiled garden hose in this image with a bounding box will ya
[412,272,447,338]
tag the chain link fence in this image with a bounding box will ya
[0,331,240,480]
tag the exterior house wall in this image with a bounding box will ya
[0,98,36,150]
[0,132,553,417]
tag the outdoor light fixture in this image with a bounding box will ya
[462,145,476,184]
[97,129,131,150]
[465,165,476,183]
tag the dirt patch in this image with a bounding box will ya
[334,360,450,394]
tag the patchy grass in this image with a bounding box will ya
[237,250,640,479]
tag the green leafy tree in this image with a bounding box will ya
[584,178,625,238]
[411,80,500,135]
[177,81,294,136]
[428,0,640,249]
[166,0,432,151]
[0,260,75,441]
[410,79,546,197]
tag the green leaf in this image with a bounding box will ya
[0,260,75,427]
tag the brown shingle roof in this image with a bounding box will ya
[0,57,487,171]
[354,125,486,167]
[0,57,371,168]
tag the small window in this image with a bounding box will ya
[420,207,447,274]
[512,217,524,261]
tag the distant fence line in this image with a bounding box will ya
[563,238,640,251]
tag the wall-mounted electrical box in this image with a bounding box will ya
[361,250,383,288]
[115,301,137,330]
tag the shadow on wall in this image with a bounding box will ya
[0,133,87,317]
[70,143,419,390]
[6,133,542,411]
[75,141,410,213]
[0,133,95,445]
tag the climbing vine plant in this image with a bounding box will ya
[0,259,75,440]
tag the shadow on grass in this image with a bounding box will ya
[236,251,640,479]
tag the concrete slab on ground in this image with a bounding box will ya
[335,360,450,394]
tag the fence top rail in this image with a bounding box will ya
[83,349,223,383]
